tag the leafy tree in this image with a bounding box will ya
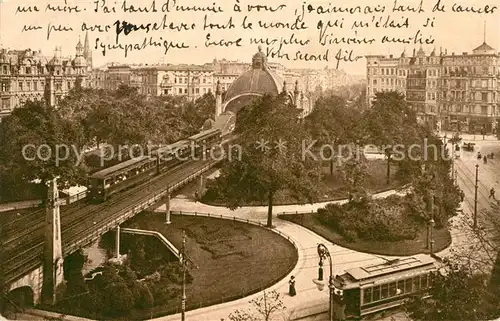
[406,264,495,320]
[305,95,361,175]
[0,101,87,200]
[181,93,216,133]
[211,94,321,227]
[339,151,369,201]
[228,290,286,321]
[361,91,421,185]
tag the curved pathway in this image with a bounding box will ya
[153,188,410,321]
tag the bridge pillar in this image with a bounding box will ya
[42,178,64,305]
[165,193,171,224]
[198,175,205,195]
[115,226,121,259]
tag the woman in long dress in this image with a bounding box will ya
[289,276,296,296]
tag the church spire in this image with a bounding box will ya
[84,31,90,57]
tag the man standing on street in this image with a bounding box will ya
[489,188,495,199]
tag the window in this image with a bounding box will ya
[482,106,488,114]
[389,282,397,297]
[412,277,420,291]
[397,280,405,295]
[405,278,413,293]
[363,288,372,304]
[482,93,488,102]
[184,88,187,94]
[34,82,37,91]
[1,82,6,92]
[18,81,23,91]
[27,82,31,90]
[1,98,10,110]
[373,79,377,85]
[372,286,381,301]
[421,274,429,289]
[196,88,199,94]
[67,81,71,90]
[381,284,389,299]
[178,88,182,94]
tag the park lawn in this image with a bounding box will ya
[123,213,298,319]
[279,213,451,256]
[200,159,402,206]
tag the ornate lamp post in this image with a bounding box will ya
[312,244,334,321]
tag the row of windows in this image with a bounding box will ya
[444,105,492,115]
[443,91,496,102]
[444,66,495,75]
[362,274,431,305]
[0,66,48,75]
[174,77,212,84]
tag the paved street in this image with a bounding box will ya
[439,137,500,272]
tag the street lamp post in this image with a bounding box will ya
[313,244,334,321]
[474,163,479,229]
[181,231,187,321]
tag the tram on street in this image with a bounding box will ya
[333,254,438,319]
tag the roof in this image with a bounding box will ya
[188,128,221,141]
[345,255,435,281]
[473,42,496,52]
[223,47,283,105]
[154,140,190,154]
[90,156,151,179]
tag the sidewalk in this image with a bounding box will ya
[157,188,407,219]
[153,191,406,321]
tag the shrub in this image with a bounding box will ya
[317,195,421,242]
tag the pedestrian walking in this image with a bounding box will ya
[490,188,495,199]
[477,152,482,160]
[484,156,488,164]
[460,190,465,202]
[289,276,296,296]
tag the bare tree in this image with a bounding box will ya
[228,290,286,321]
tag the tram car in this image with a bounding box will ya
[332,254,437,320]
[87,128,223,201]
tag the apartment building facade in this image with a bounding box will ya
[366,41,500,133]
[0,34,92,119]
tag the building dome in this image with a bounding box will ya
[223,46,283,114]
[73,56,87,67]
[48,55,62,66]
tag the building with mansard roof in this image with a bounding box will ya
[365,34,500,133]
[0,32,92,119]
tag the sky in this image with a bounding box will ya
[0,0,499,75]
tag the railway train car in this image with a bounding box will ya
[87,128,223,202]
[87,156,157,201]
[332,254,438,320]
[188,128,222,156]
[152,139,191,173]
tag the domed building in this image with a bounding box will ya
[212,46,311,133]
